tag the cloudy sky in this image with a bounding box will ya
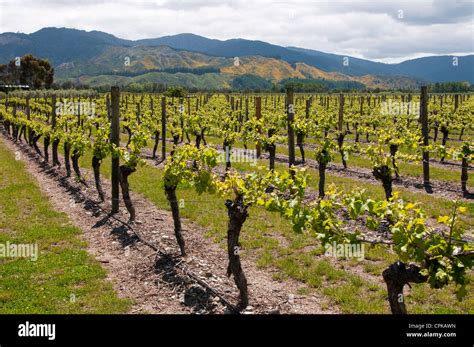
[0,0,472,63]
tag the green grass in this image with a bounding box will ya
[0,139,131,314]
[77,144,473,314]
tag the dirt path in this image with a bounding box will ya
[0,132,336,314]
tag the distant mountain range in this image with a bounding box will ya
[0,27,472,90]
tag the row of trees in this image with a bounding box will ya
[429,81,472,93]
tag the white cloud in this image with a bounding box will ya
[0,0,472,60]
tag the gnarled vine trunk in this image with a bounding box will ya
[31,132,42,157]
[382,261,427,314]
[92,156,105,202]
[224,140,231,171]
[164,184,186,256]
[267,129,277,171]
[318,161,327,198]
[267,144,276,171]
[433,122,439,142]
[389,144,400,179]
[125,126,132,149]
[461,157,469,197]
[201,128,207,146]
[12,124,18,142]
[373,165,393,200]
[4,120,11,136]
[195,133,202,149]
[337,133,347,169]
[52,139,61,167]
[440,126,449,162]
[297,133,305,163]
[152,130,160,158]
[18,126,25,143]
[24,126,29,144]
[72,150,87,185]
[64,143,71,177]
[43,136,50,163]
[225,198,249,309]
[170,135,180,157]
[119,165,136,222]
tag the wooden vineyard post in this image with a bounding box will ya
[338,93,344,133]
[22,96,30,143]
[255,96,262,158]
[337,93,348,168]
[51,95,60,167]
[357,96,363,142]
[43,96,54,163]
[26,96,30,121]
[161,96,167,160]
[286,87,296,174]
[136,103,141,125]
[408,94,412,115]
[106,94,111,121]
[179,97,185,143]
[111,87,120,214]
[420,86,431,192]
[245,97,249,123]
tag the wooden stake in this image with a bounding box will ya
[161,96,167,160]
[420,86,431,191]
[111,87,121,213]
[256,96,262,158]
[286,87,296,172]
